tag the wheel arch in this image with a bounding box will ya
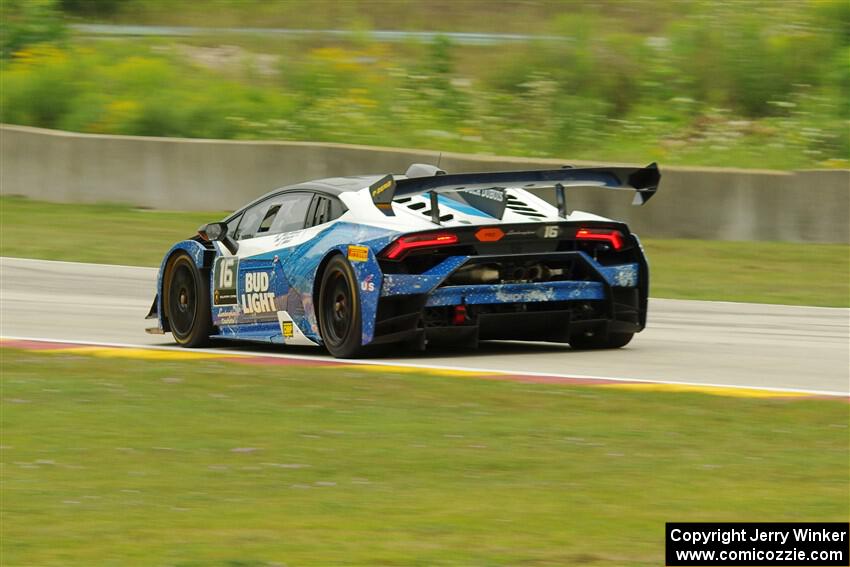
[310,243,384,351]
[155,240,215,332]
[311,249,345,338]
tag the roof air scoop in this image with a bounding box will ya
[405,163,447,178]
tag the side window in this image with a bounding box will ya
[307,196,346,228]
[233,199,272,241]
[233,194,289,241]
[256,204,281,235]
[312,197,330,227]
[268,192,313,235]
[234,192,330,241]
[331,199,345,221]
[226,213,243,238]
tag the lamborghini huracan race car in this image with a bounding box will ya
[146,163,660,358]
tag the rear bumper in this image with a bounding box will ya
[369,251,647,346]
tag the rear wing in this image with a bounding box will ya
[368,163,661,223]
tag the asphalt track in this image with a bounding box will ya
[1,256,847,396]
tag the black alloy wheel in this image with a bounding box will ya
[165,252,211,347]
[318,255,363,358]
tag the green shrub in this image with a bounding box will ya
[59,0,123,17]
[0,0,66,58]
[0,2,847,169]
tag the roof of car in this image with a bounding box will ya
[269,175,383,198]
[229,175,384,217]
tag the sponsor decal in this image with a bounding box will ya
[461,188,504,202]
[274,232,300,246]
[217,310,239,325]
[371,178,393,197]
[212,257,238,305]
[242,271,276,314]
[347,245,369,262]
[456,188,507,218]
[277,311,319,346]
[369,175,396,215]
[360,274,376,293]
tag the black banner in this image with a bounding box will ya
[666,522,849,566]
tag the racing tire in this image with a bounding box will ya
[164,252,212,348]
[569,331,634,350]
[318,255,364,359]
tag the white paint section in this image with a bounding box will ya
[234,224,326,259]
[339,184,602,232]
[1,257,848,395]
[277,311,318,346]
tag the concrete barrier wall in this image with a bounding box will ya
[2,124,848,243]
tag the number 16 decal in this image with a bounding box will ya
[213,257,239,305]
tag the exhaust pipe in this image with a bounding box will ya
[452,265,501,284]
[511,267,527,281]
[526,264,566,282]
[453,263,567,284]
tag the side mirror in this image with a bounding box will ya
[198,222,239,254]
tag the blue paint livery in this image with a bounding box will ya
[150,188,649,351]
[437,194,495,219]
[426,281,605,307]
[597,263,639,287]
[152,230,641,344]
[381,256,468,297]
[193,222,400,345]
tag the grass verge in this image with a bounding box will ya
[646,238,850,307]
[2,196,848,306]
[0,197,225,268]
[1,348,848,566]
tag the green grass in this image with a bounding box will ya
[1,349,847,566]
[644,238,850,307]
[2,196,848,306]
[0,197,225,268]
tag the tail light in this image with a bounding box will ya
[381,232,459,260]
[576,228,624,250]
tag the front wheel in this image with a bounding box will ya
[318,255,363,358]
[164,252,211,347]
[569,331,634,350]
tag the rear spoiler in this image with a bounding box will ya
[368,163,660,223]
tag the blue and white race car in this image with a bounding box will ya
[146,163,660,358]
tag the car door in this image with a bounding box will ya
[211,192,314,333]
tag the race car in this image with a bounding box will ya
[146,163,660,358]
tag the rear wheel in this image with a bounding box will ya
[164,252,211,347]
[318,255,363,358]
[569,331,634,350]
